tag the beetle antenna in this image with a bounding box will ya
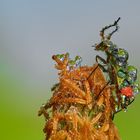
[100,17,121,40]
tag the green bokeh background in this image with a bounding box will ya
[1,1,140,140]
[0,67,45,140]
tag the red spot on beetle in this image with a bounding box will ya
[120,86,133,97]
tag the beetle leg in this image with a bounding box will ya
[96,55,108,72]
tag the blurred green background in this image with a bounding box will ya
[1,1,140,139]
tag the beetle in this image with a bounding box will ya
[90,17,139,113]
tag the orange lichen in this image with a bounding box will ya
[38,53,120,140]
